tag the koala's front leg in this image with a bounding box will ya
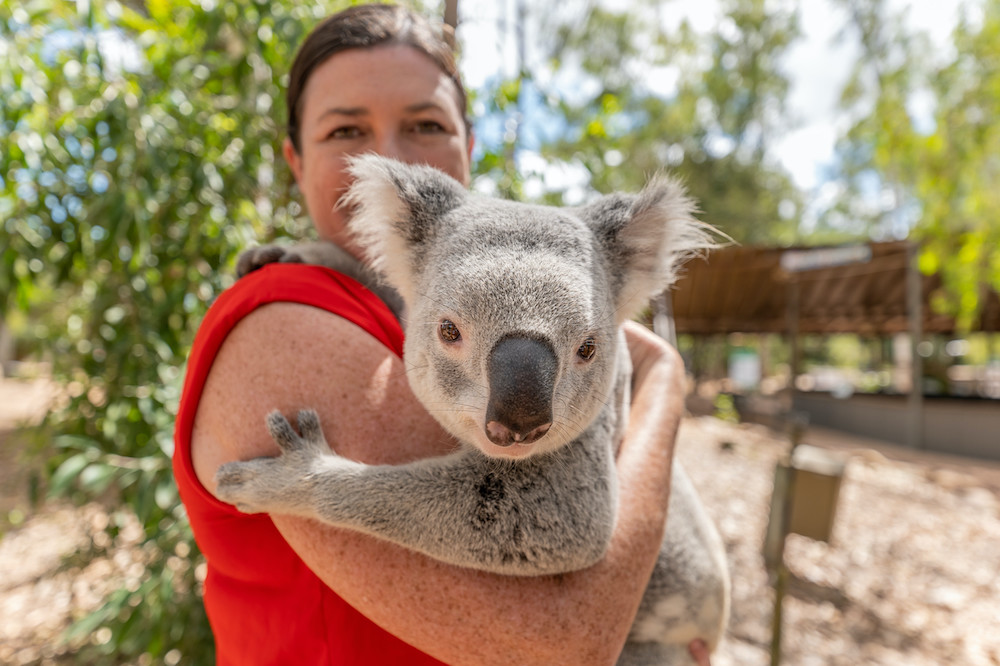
[215,410,358,516]
[216,410,617,577]
[236,244,312,277]
[234,241,405,320]
[236,240,349,277]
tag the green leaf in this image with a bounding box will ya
[79,463,117,494]
[918,248,940,275]
[48,453,90,496]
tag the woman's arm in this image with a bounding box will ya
[192,306,685,665]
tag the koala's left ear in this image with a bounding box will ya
[583,175,718,322]
[341,154,467,299]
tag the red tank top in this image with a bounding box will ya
[172,263,446,666]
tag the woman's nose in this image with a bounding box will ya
[372,133,405,160]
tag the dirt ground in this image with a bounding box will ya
[1,377,999,665]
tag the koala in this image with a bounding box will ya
[216,155,731,665]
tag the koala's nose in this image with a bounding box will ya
[485,420,551,447]
[485,336,557,447]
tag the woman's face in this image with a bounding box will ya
[284,44,473,252]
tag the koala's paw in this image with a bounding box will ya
[236,245,304,278]
[265,409,328,455]
[214,410,332,515]
[215,458,281,514]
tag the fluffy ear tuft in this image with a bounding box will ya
[585,174,720,322]
[340,154,467,301]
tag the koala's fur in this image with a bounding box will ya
[216,155,731,664]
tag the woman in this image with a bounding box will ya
[173,4,712,664]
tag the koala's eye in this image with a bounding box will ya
[577,337,597,361]
[439,320,462,343]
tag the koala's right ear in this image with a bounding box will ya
[582,175,719,322]
[341,154,467,300]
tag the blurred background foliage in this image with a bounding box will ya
[0,0,997,662]
[538,0,804,245]
[473,0,805,244]
[1,0,357,662]
[828,0,1000,329]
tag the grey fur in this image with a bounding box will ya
[216,155,730,664]
[236,239,406,321]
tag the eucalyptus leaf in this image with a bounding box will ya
[48,453,91,496]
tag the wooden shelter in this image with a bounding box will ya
[671,241,1000,335]
[667,241,1000,458]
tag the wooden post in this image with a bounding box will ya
[906,241,924,449]
[764,416,807,666]
[0,316,11,378]
[692,336,704,393]
[652,291,677,347]
[765,461,794,666]
[759,333,770,387]
[786,278,801,404]
[443,0,459,47]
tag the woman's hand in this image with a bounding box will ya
[623,319,685,408]
[617,320,686,509]
[689,638,713,665]
[625,322,715,666]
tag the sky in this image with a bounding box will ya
[455,0,973,210]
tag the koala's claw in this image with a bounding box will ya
[265,410,327,453]
[236,245,303,277]
[215,459,271,513]
[293,409,325,442]
[215,461,251,487]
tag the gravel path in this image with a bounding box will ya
[677,417,1000,666]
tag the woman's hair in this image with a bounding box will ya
[286,3,470,152]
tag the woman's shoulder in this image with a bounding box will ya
[203,263,403,354]
[190,297,448,497]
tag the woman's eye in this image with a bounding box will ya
[577,337,596,361]
[412,120,445,134]
[328,126,363,140]
[439,319,461,343]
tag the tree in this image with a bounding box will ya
[831,0,1000,329]
[0,0,372,661]
[473,0,804,245]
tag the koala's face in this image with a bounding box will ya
[402,200,622,459]
[343,155,714,460]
